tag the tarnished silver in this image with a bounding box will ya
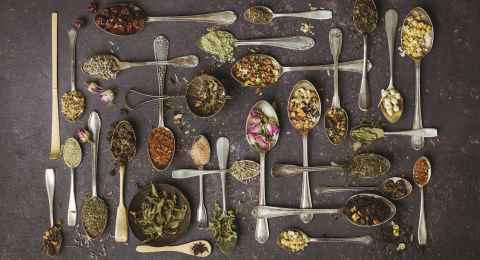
[146,11,237,25]
[383,128,437,137]
[63,137,82,226]
[413,156,432,246]
[67,27,79,92]
[244,6,332,24]
[401,7,434,150]
[172,160,259,179]
[45,169,55,228]
[87,111,101,198]
[216,137,230,215]
[192,135,210,229]
[234,36,315,51]
[272,163,345,178]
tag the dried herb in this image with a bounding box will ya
[110,121,136,162]
[81,55,119,80]
[42,225,63,256]
[61,90,85,122]
[351,126,384,143]
[197,31,236,63]
[209,202,238,255]
[192,242,209,256]
[130,184,188,241]
[63,138,81,167]
[229,160,259,184]
[353,0,378,33]
[277,229,309,253]
[383,179,409,200]
[95,3,145,35]
[244,7,273,24]
[325,108,348,144]
[344,195,390,226]
[81,195,108,238]
[148,128,174,169]
[401,11,433,59]
[413,158,429,186]
[288,83,321,131]
[232,54,280,87]
[187,75,226,117]
[350,153,390,178]
[246,107,280,152]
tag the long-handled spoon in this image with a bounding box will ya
[63,138,82,226]
[216,137,230,215]
[172,160,259,182]
[350,126,438,143]
[401,7,434,150]
[380,9,404,123]
[81,54,199,80]
[231,54,372,88]
[244,6,332,24]
[96,3,237,36]
[49,12,61,160]
[413,156,432,245]
[287,80,321,224]
[246,100,280,244]
[277,229,372,253]
[353,0,378,111]
[205,31,315,50]
[191,135,211,229]
[136,240,212,257]
[324,28,349,145]
[43,169,63,256]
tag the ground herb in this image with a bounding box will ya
[81,195,108,238]
[209,202,238,255]
[351,126,384,143]
[81,55,119,80]
[244,7,273,24]
[95,3,145,35]
[191,241,209,256]
[344,195,390,226]
[353,0,378,33]
[229,160,259,184]
[190,135,210,167]
[187,75,226,117]
[413,158,429,186]
[197,30,236,63]
[63,138,81,167]
[277,229,309,253]
[42,225,63,256]
[110,121,136,161]
[232,54,280,87]
[130,184,188,241]
[325,108,348,145]
[61,90,85,122]
[148,127,174,169]
[350,153,390,177]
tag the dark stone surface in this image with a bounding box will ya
[1,0,479,259]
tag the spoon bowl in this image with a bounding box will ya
[244,5,333,25]
[413,156,431,187]
[352,0,378,34]
[382,176,413,200]
[186,74,229,118]
[287,80,321,132]
[63,137,82,226]
[244,6,274,24]
[379,89,404,124]
[413,156,431,245]
[401,7,434,61]
[191,135,210,229]
[344,193,396,227]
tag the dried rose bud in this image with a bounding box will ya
[100,89,115,105]
[73,18,85,30]
[77,128,92,143]
[84,81,104,94]
[88,1,98,13]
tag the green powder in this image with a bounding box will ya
[197,30,236,63]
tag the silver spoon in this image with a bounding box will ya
[380,9,404,123]
[63,137,82,226]
[350,126,438,143]
[95,3,237,36]
[231,53,372,88]
[324,28,349,145]
[81,54,199,80]
[137,240,212,257]
[413,156,432,245]
[230,32,315,51]
[252,193,396,227]
[277,229,372,253]
[216,137,230,215]
[172,160,259,181]
[246,100,280,244]
[191,135,211,229]
[244,6,332,24]
[43,169,63,256]
[401,7,434,150]
[317,177,413,201]
[287,80,321,224]
[353,0,378,111]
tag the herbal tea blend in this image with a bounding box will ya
[95,3,145,35]
[197,30,236,63]
[232,55,280,87]
[353,0,378,33]
[209,202,238,255]
[246,107,280,152]
[229,160,260,184]
[42,225,63,256]
[413,158,429,186]
[148,127,175,169]
[401,12,433,59]
[81,195,108,238]
[244,7,273,24]
[350,153,390,178]
[277,229,309,253]
[190,135,210,167]
[288,84,321,131]
[61,90,85,122]
[344,195,390,226]
[110,121,136,161]
[325,108,348,145]
[187,75,226,117]
[81,55,119,80]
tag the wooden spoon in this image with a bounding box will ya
[136,240,212,257]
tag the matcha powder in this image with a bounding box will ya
[198,30,236,63]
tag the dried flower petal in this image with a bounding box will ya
[100,89,115,105]
[77,128,92,143]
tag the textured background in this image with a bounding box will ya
[1,0,480,259]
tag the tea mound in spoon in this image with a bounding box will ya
[244,6,274,24]
[95,3,145,35]
[277,229,309,253]
[230,160,260,184]
[324,107,348,145]
[42,225,63,256]
[61,90,85,122]
[81,194,108,238]
[401,9,433,60]
[232,54,281,88]
[148,127,174,170]
[197,31,236,63]
[344,194,393,226]
[81,55,120,80]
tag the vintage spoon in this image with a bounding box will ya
[147,35,176,171]
[43,169,63,256]
[63,137,82,226]
[401,7,434,150]
[244,6,332,24]
[136,240,212,257]
[413,156,432,246]
[96,3,237,36]
[350,126,438,143]
[277,229,372,253]
[216,137,230,215]
[191,135,211,229]
[231,53,372,88]
[252,193,396,227]
[206,31,315,50]
[81,54,199,80]
[287,80,321,224]
[246,100,280,244]
[111,121,137,243]
[324,28,349,145]
[172,160,259,183]
[380,9,404,123]
[353,0,378,111]
[317,177,413,201]
[82,111,108,239]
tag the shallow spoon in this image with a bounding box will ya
[136,240,212,257]
[244,6,332,24]
[63,137,82,226]
[413,156,432,246]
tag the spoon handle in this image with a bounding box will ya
[252,206,339,219]
[271,164,344,177]
[300,134,313,223]
[216,137,229,214]
[418,187,427,245]
[385,9,398,86]
[274,9,332,20]
[255,152,269,244]
[147,11,237,25]
[88,111,101,197]
[411,61,424,150]
[329,28,342,108]
[45,169,55,227]
[309,235,373,245]
[384,128,437,138]
[67,168,77,226]
[115,163,128,242]
[317,186,378,193]
[154,35,169,128]
[358,34,370,111]
[67,28,78,91]
[172,169,224,178]
[282,59,371,74]
[48,13,61,160]
[235,36,315,51]
[120,55,199,70]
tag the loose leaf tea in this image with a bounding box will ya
[63,138,81,167]
[130,184,188,241]
[42,225,63,256]
[229,160,259,183]
[413,158,430,186]
[148,128,174,169]
[110,121,136,162]
[353,0,378,33]
[383,179,409,200]
[61,90,85,122]
[197,31,236,63]
[350,126,384,143]
[325,108,348,145]
[81,195,108,238]
[288,83,321,131]
[187,75,226,117]
[232,54,280,87]
[81,55,119,80]
[209,202,238,255]
[277,229,309,253]
[244,7,273,24]
[350,153,390,178]
[344,195,391,226]
[95,3,145,35]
